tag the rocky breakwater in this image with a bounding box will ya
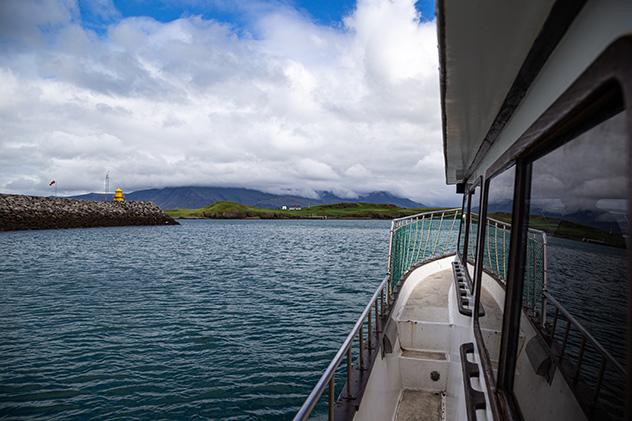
[0,194,179,231]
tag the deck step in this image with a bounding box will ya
[397,320,451,351]
[401,349,449,361]
[399,348,449,391]
[395,390,444,421]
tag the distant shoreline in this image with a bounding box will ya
[166,201,446,220]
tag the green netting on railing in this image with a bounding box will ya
[467,214,479,263]
[389,212,546,312]
[522,230,546,320]
[481,219,511,282]
[389,209,461,288]
[481,217,546,320]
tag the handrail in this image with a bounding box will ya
[543,291,625,375]
[391,207,460,224]
[293,274,390,421]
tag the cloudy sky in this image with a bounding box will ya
[0,0,454,205]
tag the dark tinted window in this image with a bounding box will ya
[479,166,515,374]
[467,185,480,266]
[483,167,514,282]
[514,111,628,420]
[458,195,466,259]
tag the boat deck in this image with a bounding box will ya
[395,390,444,421]
[399,269,452,323]
[353,256,476,421]
[393,266,454,420]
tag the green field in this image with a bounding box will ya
[166,201,446,220]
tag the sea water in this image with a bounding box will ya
[0,220,389,420]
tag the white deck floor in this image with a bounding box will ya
[395,390,444,421]
[354,256,477,421]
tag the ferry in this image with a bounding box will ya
[295,1,630,421]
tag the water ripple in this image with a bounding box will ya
[0,220,389,419]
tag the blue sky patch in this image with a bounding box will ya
[78,0,435,34]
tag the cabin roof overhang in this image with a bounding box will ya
[438,0,562,185]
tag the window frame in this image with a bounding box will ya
[471,36,632,421]
[456,193,467,263]
[457,177,483,290]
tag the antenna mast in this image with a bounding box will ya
[105,172,110,201]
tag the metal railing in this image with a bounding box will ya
[481,216,549,324]
[481,216,512,281]
[293,275,389,421]
[542,292,626,419]
[294,208,461,421]
[389,208,461,288]
[483,216,624,419]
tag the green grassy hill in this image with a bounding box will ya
[166,201,445,220]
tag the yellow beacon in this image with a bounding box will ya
[113,187,125,202]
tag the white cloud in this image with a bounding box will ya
[0,0,455,206]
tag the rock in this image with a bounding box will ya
[0,194,179,231]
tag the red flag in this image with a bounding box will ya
[49,180,56,186]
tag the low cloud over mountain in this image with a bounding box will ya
[0,0,454,206]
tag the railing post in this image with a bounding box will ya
[387,221,395,275]
[408,217,419,270]
[442,209,458,254]
[346,347,352,398]
[502,228,507,279]
[591,357,607,415]
[541,233,548,328]
[368,308,372,351]
[560,320,572,361]
[532,237,537,316]
[494,222,500,276]
[421,214,432,259]
[374,300,380,333]
[381,287,385,316]
[551,305,560,339]
[486,221,493,271]
[328,377,335,421]
[573,337,587,387]
[431,211,445,256]
[359,323,365,370]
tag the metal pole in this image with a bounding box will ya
[441,211,452,255]
[486,222,493,270]
[591,357,607,414]
[573,337,587,387]
[494,222,500,276]
[359,324,364,370]
[541,233,548,328]
[346,347,352,398]
[403,221,412,274]
[502,228,507,279]
[375,300,380,333]
[431,211,445,256]
[368,308,372,351]
[407,218,418,271]
[386,221,395,281]
[380,288,385,317]
[532,237,537,316]
[328,377,335,421]
[421,213,433,260]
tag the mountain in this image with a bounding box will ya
[68,186,426,210]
